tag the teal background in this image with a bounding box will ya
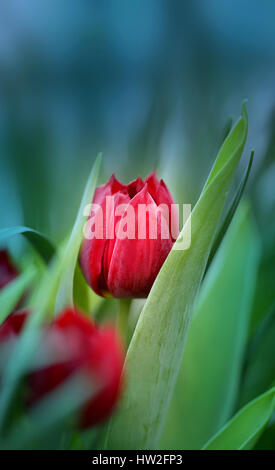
[0,0,274,247]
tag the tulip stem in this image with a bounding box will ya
[117,299,131,346]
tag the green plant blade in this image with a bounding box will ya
[203,386,275,450]
[206,150,254,271]
[105,103,248,450]
[54,153,101,313]
[0,155,102,432]
[254,423,275,450]
[249,254,275,340]
[238,312,275,407]
[219,116,233,146]
[203,101,247,189]
[0,226,55,263]
[160,202,260,450]
[0,267,36,324]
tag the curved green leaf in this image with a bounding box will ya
[254,422,275,449]
[105,103,248,450]
[161,202,260,449]
[203,101,247,189]
[239,313,275,407]
[206,150,254,271]
[0,226,55,263]
[203,386,275,450]
[249,254,275,340]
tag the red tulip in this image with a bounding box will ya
[0,250,18,291]
[80,172,178,298]
[28,308,125,428]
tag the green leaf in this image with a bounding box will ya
[219,116,233,146]
[105,103,248,450]
[206,150,254,271]
[160,202,260,450]
[0,267,36,324]
[254,422,275,450]
[0,155,102,432]
[203,101,247,190]
[55,153,102,313]
[249,254,275,339]
[203,386,275,450]
[238,313,275,407]
[0,226,55,263]
[73,263,103,316]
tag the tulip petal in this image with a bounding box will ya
[107,185,173,298]
[144,171,159,203]
[80,191,130,296]
[93,174,126,206]
[145,173,179,240]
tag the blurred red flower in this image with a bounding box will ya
[0,308,125,428]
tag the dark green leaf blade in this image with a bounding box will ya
[0,226,55,263]
[105,103,248,450]
[206,149,254,271]
[161,202,260,449]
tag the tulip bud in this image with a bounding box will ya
[80,172,178,298]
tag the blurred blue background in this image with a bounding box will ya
[0,0,275,243]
